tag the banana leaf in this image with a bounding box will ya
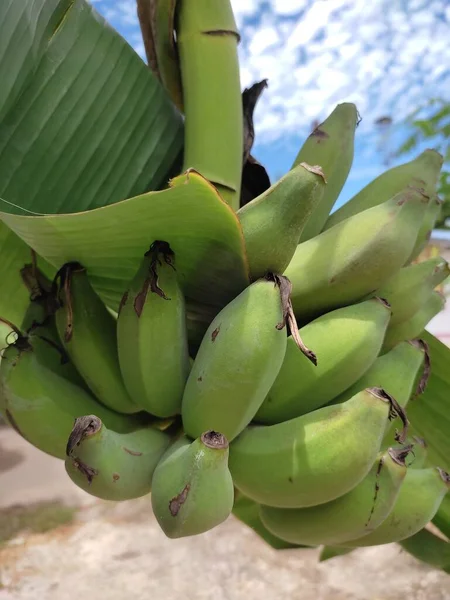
[399,528,450,573]
[434,496,450,540]
[408,331,450,472]
[406,329,450,563]
[232,493,309,550]
[0,171,249,310]
[0,0,183,325]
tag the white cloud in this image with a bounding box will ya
[272,0,309,16]
[89,0,450,149]
[286,1,340,49]
[232,0,262,27]
[232,0,450,144]
[248,25,280,55]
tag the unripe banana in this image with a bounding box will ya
[1,312,84,390]
[117,241,190,417]
[370,256,449,326]
[255,297,391,423]
[324,149,443,230]
[0,335,140,460]
[29,327,93,391]
[19,266,79,378]
[185,299,217,354]
[329,340,428,412]
[328,340,429,450]
[340,467,450,547]
[19,264,56,332]
[399,527,450,573]
[319,546,354,562]
[394,436,428,469]
[229,387,408,508]
[259,446,409,546]
[291,103,358,242]
[407,195,444,263]
[232,493,304,549]
[16,265,89,390]
[151,431,234,538]
[65,415,171,501]
[284,187,430,323]
[237,163,326,279]
[182,275,296,442]
[382,291,445,353]
[54,262,139,414]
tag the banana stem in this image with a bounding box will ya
[176,0,243,211]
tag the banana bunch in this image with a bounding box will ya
[2,102,449,565]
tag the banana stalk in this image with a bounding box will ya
[176,0,243,210]
[137,0,184,111]
[154,0,183,111]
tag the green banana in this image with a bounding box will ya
[370,256,449,326]
[399,436,428,469]
[319,546,354,562]
[232,493,305,549]
[291,103,358,242]
[117,241,190,417]
[284,187,430,323]
[329,339,428,412]
[324,148,443,230]
[255,297,391,423]
[382,291,445,353]
[19,263,56,332]
[0,333,141,460]
[65,414,171,501]
[29,328,92,390]
[237,162,326,279]
[182,275,296,442]
[399,527,450,573]
[259,446,409,546]
[16,265,89,389]
[185,299,217,355]
[229,387,408,508]
[151,431,234,538]
[328,340,429,450]
[407,195,444,263]
[54,262,139,414]
[340,467,450,547]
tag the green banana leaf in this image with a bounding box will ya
[399,528,450,573]
[433,496,450,540]
[0,171,249,309]
[407,330,450,563]
[0,0,183,325]
[408,331,450,472]
[232,493,309,550]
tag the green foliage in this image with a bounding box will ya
[408,331,450,472]
[0,0,183,326]
[396,98,450,228]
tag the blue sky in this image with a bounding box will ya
[91,0,450,210]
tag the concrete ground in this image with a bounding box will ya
[0,426,449,600]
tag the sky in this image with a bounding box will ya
[90,0,450,208]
